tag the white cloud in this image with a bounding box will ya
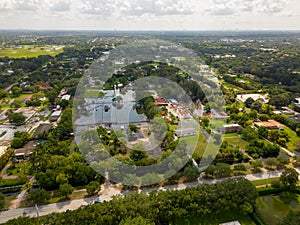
[0,0,13,11]
[78,0,124,17]
[50,1,71,12]
[207,0,287,16]
[0,0,298,30]
[124,0,193,16]
[14,0,40,11]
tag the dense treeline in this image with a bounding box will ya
[183,39,300,94]
[5,177,257,225]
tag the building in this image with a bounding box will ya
[175,128,197,137]
[236,93,269,103]
[39,82,51,90]
[154,97,168,106]
[254,120,283,130]
[222,124,243,133]
[33,123,53,138]
[50,110,62,122]
[61,94,71,101]
[14,141,37,159]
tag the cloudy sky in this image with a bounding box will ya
[0,0,299,30]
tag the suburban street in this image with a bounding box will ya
[0,170,285,224]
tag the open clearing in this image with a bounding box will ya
[0,45,64,58]
[257,192,300,225]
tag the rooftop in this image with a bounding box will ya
[254,120,283,129]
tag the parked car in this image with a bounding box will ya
[94,199,102,204]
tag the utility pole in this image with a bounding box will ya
[35,204,40,223]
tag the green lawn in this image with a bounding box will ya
[284,126,300,152]
[251,177,279,187]
[181,132,208,161]
[83,90,105,98]
[48,189,88,204]
[176,209,256,225]
[221,81,247,93]
[224,134,249,150]
[0,45,64,58]
[257,192,300,225]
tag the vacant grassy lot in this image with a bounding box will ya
[257,192,300,225]
[284,126,300,152]
[0,45,64,58]
[181,132,208,161]
[224,133,249,150]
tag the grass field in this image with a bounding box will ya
[181,132,208,161]
[83,90,106,98]
[48,189,88,204]
[257,192,300,225]
[0,45,64,58]
[224,133,249,150]
[284,126,300,152]
[176,209,256,225]
[251,177,280,187]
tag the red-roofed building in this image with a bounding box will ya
[40,82,51,90]
[154,97,168,106]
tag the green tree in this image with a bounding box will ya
[250,159,263,173]
[0,192,4,210]
[120,216,155,225]
[11,137,25,149]
[27,189,50,204]
[56,173,68,185]
[258,126,268,138]
[128,124,139,133]
[244,97,254,108]
[183,166,200,179]
[280,168,299,190]
[86,181,101,196]
[265,158,279,170]
[130,145,148,162]
[242,127,259,142]
[141,173,160,186]
[278,211,300,225]
[8,112,26,125]
[59,183,74,199]
[0,89,9,99]
[11,86,22,97]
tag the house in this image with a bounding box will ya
[14,141,37,159]
[154,98,168,106]
[39,82,51,90]
[222,124,243,133]
[175,128,197,137]
[61,94,71,101]
[33,123,53,138]
[254,120,283,130]
[50,111,62,122]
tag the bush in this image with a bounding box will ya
[234,164,247,171]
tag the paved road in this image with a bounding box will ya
[0,170,283,224]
